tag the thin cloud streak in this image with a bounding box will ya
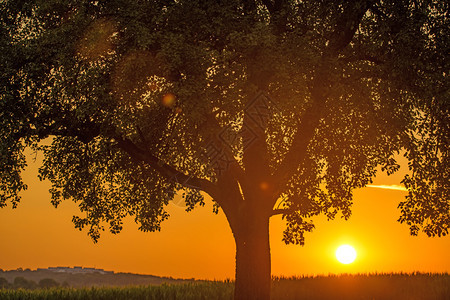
[366,184,407,191]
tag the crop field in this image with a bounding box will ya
[0,273,448,300]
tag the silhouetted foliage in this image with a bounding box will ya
[0,277,9,289]
[13,277,37,290]
[38,278,60,289]
[0,269,190,289]
[1,1,448,299]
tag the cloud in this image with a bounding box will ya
[366,184,407,191]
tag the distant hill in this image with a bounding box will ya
[0,269,195,288]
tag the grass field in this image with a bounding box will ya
[0,273,448,300]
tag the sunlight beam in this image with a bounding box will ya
[366,185,407,191]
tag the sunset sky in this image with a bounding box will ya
[0,151,449,279]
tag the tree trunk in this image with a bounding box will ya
[232,209,271,300]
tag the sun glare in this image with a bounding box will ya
[336,244,357,264]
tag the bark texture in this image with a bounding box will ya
[232,206,272,300]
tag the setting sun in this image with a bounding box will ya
[336,245,357,264]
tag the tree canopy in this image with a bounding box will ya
[2,0,447,238]
[1,1,448,298]
[0,0,450,299]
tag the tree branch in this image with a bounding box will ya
[202,111,247,184]
[273,0,376,194]
[270,208,295,217]
[326,0,378,55]
[136,125,149,149]
[115,136,219,199]
[241,90,275,203]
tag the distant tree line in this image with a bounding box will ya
[0,277,68,289]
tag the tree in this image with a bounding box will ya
[1,0,448,299]
[38,278,60,289]
[13,277,37,290]
[0,277,10,289]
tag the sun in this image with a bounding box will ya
[335,244,357,264]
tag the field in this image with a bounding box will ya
[0,273,448,300]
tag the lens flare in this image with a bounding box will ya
[162,93,176,108]
[77,18,117,61]
[259,182,269,191]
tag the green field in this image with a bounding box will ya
[0,273,448,300]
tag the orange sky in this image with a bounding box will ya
[0,151,449,279]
